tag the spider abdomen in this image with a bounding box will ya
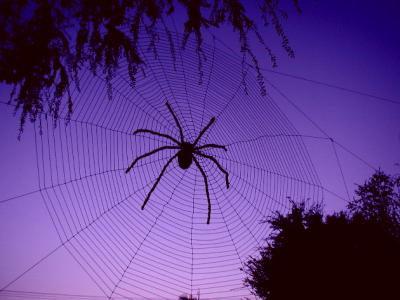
[178,142,194,169]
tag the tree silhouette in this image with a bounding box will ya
[243,171,400,300]
[348,170,400,238]
[0,0,300,136]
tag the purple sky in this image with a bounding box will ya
[1,1,399,299]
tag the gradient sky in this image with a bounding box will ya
[0,1,399,299]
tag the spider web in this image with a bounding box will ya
[29,28,323,299]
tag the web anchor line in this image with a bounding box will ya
[207,30,400,106]
[0,161,177,293]
[266,79,378,200]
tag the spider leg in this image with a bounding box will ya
[193,117,215,146]
[134,129,180,145]
[195,151,230,189]
[195,144,227,151]
[193,156,212,224]
[141,153,178,210]
[166,101,184,143]
[125,146,179,173]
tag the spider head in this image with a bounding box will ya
[178,142,194,169]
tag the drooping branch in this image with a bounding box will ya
[0,0,301,135]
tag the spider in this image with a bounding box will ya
[126,101,229,224]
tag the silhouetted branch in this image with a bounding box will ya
[0,0,300,135]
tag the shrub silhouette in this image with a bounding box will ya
[348,170,400,238]
[244,171,400,300]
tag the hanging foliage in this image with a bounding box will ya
[0,0,300,135]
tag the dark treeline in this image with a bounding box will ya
[244,170,400,300]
